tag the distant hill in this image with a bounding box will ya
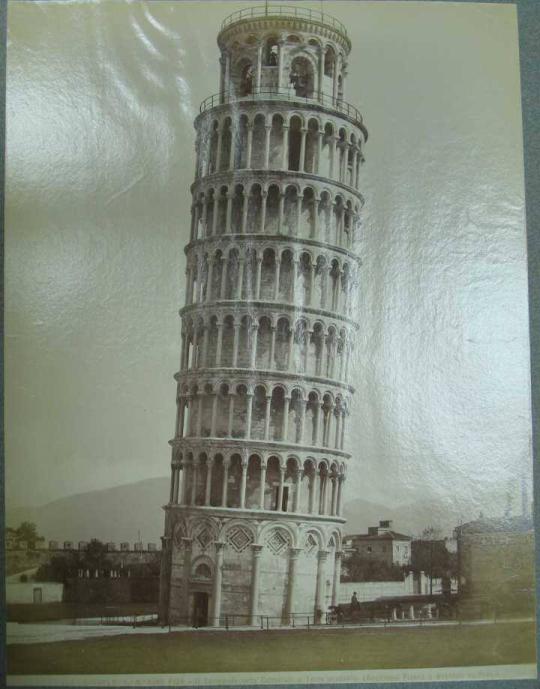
[7,477,471,544]
[6,477,170,545]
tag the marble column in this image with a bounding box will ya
[269,326,277,369]
[260,190,268,232]
[226,193,233,232]
[282,126,289,170]
[315,550,329,621]
[256,44,263,89]
[293,469,302,512]
[255,257,263,298]
[246,125,254,169]
[264,126,272,168]
[245,392,254,438]
[274,258,281,299]
[331,551,342,607]
[215,321,224,365]
[229,127,236,171]
[287,328,295,370]
[298,401,306,444]
[299,128,307,172]
[219,258,227,298]
[275,193,285,237]
[317,48,324,100]
[204,458,214,506]
[282,395,290,442]
[201,326,209,368]
[182,537,193,623]
[250,325,259,369]
[277,465,286,511]
[249,544,264,625]
[227,394,235,436]
[259,461,267,510]
[176,462,184,505]
[240,457,248,508]
[241,193,250,234]
[330,477,337,515]
[191,460,198,505]
[169,463,176,504]
[221,459,230,507]
[264,394,272,440]
[336,476,345,516]
[211,541,225,626]
[232,323,240,367]
[284,547,302,624]
[210,394,218,436]
[173,463,181,504]
[176,397,185,438]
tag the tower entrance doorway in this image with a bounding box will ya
[192,591,209,627]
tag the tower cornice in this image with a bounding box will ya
[190,168,365,205]
[174,368,356,395]
[164,503,346,525]
[179,300,361,330]
[169,436,352,461]
[184,233,362,266]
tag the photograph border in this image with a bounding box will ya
[1,0,539,687]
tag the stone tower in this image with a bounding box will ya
[159,4,367,627]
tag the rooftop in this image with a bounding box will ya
[345,531,412,542]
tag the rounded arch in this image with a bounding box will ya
[191,556,214,579]
[259,522,297,551]
[301,526,325,550]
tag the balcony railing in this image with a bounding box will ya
[199,88,364,128]
[220,4,348,38]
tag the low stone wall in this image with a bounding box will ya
[338,573,455,604]
[339,579,415,604]
[7,582,64,604]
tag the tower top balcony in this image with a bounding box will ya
[214,5,356,119]
[219,5,350,47]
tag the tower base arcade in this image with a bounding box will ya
[160,508,343,627]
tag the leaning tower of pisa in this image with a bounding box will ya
[159,4,367,627]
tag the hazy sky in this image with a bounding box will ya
[6,1,531,519]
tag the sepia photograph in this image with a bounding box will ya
[4,0,537,684]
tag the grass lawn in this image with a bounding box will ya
[7,621,536,675]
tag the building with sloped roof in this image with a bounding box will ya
[344,520,412,567]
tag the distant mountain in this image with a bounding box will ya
[7,477,472,544]
[6,477,171,545]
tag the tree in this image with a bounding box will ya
[35,553,77,582]
[9,522,41,549]
[80,539,108,575]
[342,551,408,582]
[412,528,458,594]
